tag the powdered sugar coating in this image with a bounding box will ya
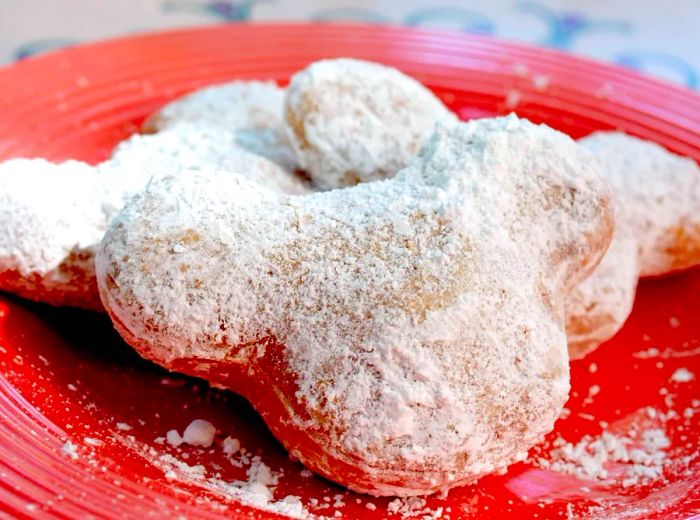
[143,81,299,172]
[105,124,310,197]
[97,115,613,495]
[581,132,700,277]
[284,58,458,189]
[566,131,700,359]
[0,159,107,309]
[0,126,308,310]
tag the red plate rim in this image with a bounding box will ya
[0,23,698,162]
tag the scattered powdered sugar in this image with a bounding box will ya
[61,440,79,460]
[285,58,458,189]
[115,422,132,431]
[634,346,700,359]
[156,452,309,518]
[112,432,310,518]
[582,384,601,407]
[670,368,695,383]
[634,347,662,359]
[98,115,611,495]
[386,497,446,519]
[535,407,675,489]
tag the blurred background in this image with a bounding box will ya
[0,0,697,90]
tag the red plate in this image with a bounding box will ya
[0,23,699,519]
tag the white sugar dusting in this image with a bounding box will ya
[105,124,308,196]
[581,132,700,278]
[98,115,612,495]
[0,83,308,310]
[285,58,457,189]
[0,159,107,310]
[143,80,299,172]
[565,131,700,359]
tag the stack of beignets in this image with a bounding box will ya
[1,58,698,496]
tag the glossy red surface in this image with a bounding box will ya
[0,23,698,519]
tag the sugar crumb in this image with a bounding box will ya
[166,429,183,447]
[505,89,522,109]
[61,441,78,460]
[183,419,216,448]
[670,368,694,383]
[222,436,241,456]
[532,75,550,92]
[535,416,670,487]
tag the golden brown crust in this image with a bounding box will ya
[0,247,103,311]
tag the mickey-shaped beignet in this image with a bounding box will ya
[143,80,299,172]
[566,131,700,358]
[0,126,307,310]
[284,58,458,189]
[97,115,613,496]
